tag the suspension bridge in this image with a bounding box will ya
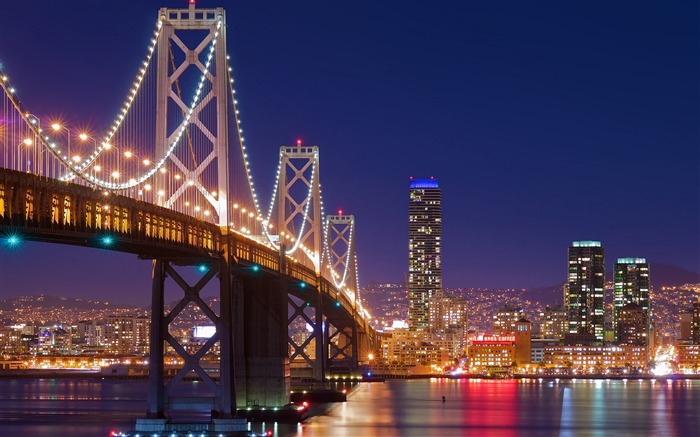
[0,3,377,433]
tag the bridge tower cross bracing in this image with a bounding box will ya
[325,214,358,297]
[154,3,230,229]
[276,144,322,274]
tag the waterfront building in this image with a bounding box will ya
[492,304,525,335]
[543,345,647,372]
[566,241,605,341]
[467,335,516,373]
[613,258,650,336]
[380,329,451,371]
[616,303,649,346]
[408,177,442,330]
[530,338,560,364]
[539,305,568,339]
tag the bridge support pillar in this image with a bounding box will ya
[236,260,290,407]
[313,284,326,382]
[147,259,166,418]
[143,253,242,429]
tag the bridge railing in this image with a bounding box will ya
[0,169,222,255]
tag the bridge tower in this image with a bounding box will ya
[276,143,325,381]
[139,4,245,434]
[325,214,360,371]
[154,3,230,229]
[277,143,322,273]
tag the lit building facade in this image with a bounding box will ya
[104,315,151,355]
[539,305,568,339]
[616,303,648,346]
[613,258,650,336]
[543,345,648,371]
[492,304,525,335]
[566,241,605,341]
[467,335,516,373]
[677,343,700,373]
[380,329,451,370]
[428,291,468,357]
[408,178,442,330]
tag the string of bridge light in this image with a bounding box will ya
[60,19,163,182]
[225,58,265,226]
[71,18,222,190]
[226,56,332,262]
[321,217,354,290]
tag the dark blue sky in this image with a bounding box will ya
[0,1,698,304]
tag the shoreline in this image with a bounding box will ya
[2,370,700,381]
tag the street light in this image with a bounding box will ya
[50,122,70,153]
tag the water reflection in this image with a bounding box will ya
[1,378,699,436]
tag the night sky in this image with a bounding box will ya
[0,1,698,305]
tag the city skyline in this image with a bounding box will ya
[0,1,698,305]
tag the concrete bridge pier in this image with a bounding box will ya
[235,253,291,407]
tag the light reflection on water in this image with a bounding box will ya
[0,378,698,437]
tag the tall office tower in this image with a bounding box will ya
[493,304,525,335]
[566,241,605,341]
[693,301,700,344]
[408,177,442,330]
[613,258,650,336]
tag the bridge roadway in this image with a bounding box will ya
[0,168,375,411]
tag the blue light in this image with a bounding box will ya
[252,264,260,272]
[102,236,113,246]
[335,301,341,307]
[198,264,208,273]
[3,233,22,248]
[409,178,439,189]
[299,282,306,288]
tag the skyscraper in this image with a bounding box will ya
[408,177,442,330]
[613,257,650,336]
[566,241,605,341]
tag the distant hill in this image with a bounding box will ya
[650,263,700,288]
[0,294,136,312]
[0,294,137,324]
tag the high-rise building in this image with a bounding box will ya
[680,309,693,340]
[104,315,151,355]
[566,241,605,341]
[408,177,442,330]
[428,291,468,357]
[539,305,568,339]
[493,305,525,335]
[613,258,650,336]
[616,303,649,346]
